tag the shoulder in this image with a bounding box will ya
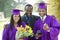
[32,15,39,18]
[32,15,40,20]
[47,15,56,21]
[4,24,10,29]
[3,24,10,34]
[21,15,26,20]
[47,15,55,19]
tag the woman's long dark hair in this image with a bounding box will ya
[10,15,22,30]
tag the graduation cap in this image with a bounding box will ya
[38,2,46,9]
[36,1,49,9]
[11,9,23,15]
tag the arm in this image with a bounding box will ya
[48,17,60,39]
[33,21,42,39]
[2,25,9,40]
[33,21,39,34]
[43,16,60,40]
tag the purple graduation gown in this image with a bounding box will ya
[2,23,28,40]
[33,15,60,40]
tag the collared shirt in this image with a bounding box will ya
[40,15,47,22]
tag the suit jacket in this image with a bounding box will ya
[21,14,39,29]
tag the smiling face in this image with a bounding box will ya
[25,5,33,16]
[38,8,47,17]
[13,14,20,23]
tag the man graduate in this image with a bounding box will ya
[33,2,60,40]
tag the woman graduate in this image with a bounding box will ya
[33,2,60,40]
[2,9,28,40]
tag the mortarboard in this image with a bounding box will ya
[38,2,47,9]
[35,1,49,9]
[11,9,23,15]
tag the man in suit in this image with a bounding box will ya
[21,4,39,40]
[21,4,39,29]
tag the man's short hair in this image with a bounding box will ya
[25,4,33,10]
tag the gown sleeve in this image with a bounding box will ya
[49,16,60,39]
[33,21,40,34]
[2,25,9,40]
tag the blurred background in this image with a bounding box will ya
[0,0,60,40]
